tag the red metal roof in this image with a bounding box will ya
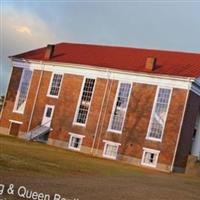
[12,42,200,78]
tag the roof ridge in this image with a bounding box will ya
[57,42,200,56]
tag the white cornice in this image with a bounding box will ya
[11,59,194,90]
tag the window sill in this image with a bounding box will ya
[12,110,25,114]
[145,136,162,142]
[107,129,122,134]
[72,122,86,127]
[46,94,59,99]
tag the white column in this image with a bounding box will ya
[191,112,200,159]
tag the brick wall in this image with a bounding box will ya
[0,66,189,171]
[0,67,42,132]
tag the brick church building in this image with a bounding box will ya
[0,43,200,172]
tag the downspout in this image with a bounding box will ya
[91,69,111,153]
[170,78,191,172]
[27,61,44,132]
[95,74,114,155]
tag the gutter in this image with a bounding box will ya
[91,69,111,153]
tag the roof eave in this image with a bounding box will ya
[10,57,196,83]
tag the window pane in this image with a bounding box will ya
[110,83,131,131]
[144,152,155,165]
[46,107,52,117]
[15,69,32,112]
[49,74,63,96]
[71,137,81,148]
[76,78,95,124]
[148,88,171,139]
[105,144,118,158]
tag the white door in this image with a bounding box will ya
[41,105,55,127]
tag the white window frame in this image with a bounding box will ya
[13,68,33,114]
[146,86,173,142]
[103,140,121,160]
[68,133,85,151]
[141,147,160,168]
[107,81,132,134]
[47,72,64,98]
[73,76,96,127]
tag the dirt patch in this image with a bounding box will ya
[1,134,200,200]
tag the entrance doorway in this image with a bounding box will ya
[41,105,55,127]
[9,122,21,136]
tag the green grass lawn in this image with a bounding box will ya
[1,134,200,200]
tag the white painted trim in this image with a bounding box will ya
[103,140,121,159]
[107,129,122,134]
[68,132,85,151]
[102,140,121,146]
[73,76,96,126]
[9,120,23,124]
[69,132,86,138]
[11,60,193,90]
[107,81,132,134]
[13,68,33,114]
[141,147,160,168]
[46,72,64,99]
[146,86,173,142]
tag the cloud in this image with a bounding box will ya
[15,26,32,36]
[2,6,58,54]
[1,5,59,94]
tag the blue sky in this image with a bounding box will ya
[1,0,200,95]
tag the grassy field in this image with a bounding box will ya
[1,134,200,200]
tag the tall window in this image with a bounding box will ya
[108,82,131,133]
[147,87,172,140]
[48,73,63,97]
[74,78,95,125]
[14,69,32,113]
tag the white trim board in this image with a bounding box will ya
[103,140,121,146]
[9,120,23,124]
[12,60,193,90]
